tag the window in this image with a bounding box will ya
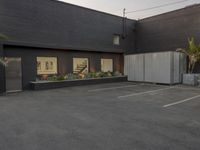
[37,57,57,75]
[73,58,89,74]
[113,35,120,45]
[101,59,113,72]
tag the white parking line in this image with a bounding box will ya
[88,84,139,92]
[118,87,174,99]
[163,95,200,108]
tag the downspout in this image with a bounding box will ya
[122,8,127,39]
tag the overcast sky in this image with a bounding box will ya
[59,0,200,19]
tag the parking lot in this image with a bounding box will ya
[0,82,200,150]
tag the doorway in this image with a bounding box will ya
[5,57,22,93]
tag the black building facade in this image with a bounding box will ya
[0,0,136,92]
[135,4,200,72]
[0,0,136,52]
[135,4,200,53]
[0,0,200,93]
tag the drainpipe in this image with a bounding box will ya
[122,8,127,39]
[0,42,6,95]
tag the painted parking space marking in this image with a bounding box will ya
[118,87,174,99]
[88,84,139,92]
[163,95,200,108]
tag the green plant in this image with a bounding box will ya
[85,72,97,78]
[57,75,65,81]
[106,71,112,77]
[0,33,8,40]
[96,71,115,78]
[0,57,9,66]
[112,71,122,76]
[0,33,8,66]
[42,71,122,82]
[47,75,67,81]
[67,73,79,80]
[177,37,200,73]
[96,72,105,78]
[47,75,58,81]
[0,57,5,66]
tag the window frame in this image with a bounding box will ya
[113,34,120,45]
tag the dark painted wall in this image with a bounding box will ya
[4,45,123,90]
[135,4,200,73]
[135,4,200,54]
[0,0,136,53]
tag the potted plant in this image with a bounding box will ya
[177,38,200,86]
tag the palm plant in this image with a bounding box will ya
[0,58,6,66]
[177,38,200,73]
[0,33,7,40]
[0,33,8,66]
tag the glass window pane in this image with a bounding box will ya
[113,35,120,45]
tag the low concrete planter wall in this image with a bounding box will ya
[182,74,200,86]
[30,76,128,90]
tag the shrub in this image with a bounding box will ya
[57,75,65,81]
[177,37,200,73]
[0,33,8,40]
[112,71,122,76]
[106,71,112,77]
[98,71,112,77]
[39,71,122,81]
[85,72,96,78]
[66,73,79,80]
[47,75,57,81]
[96,72,105,78]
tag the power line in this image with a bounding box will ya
[125,0,191,14]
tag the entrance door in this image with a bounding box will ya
[5,57,22,93]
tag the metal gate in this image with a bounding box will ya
[5,57,22,93]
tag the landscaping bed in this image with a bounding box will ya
[30,76,128,90]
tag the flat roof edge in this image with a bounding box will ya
[49,0,135,21]
[138,3,200,21]
[1,40,124,53]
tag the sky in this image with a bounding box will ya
[59,0,200,19]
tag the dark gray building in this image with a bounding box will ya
[135,4,200,72]
[135,4,200,53]
[0,0,136,93]
[0,0,200,93]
